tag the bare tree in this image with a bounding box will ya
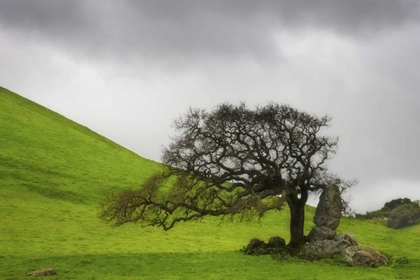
[100,102,349,248]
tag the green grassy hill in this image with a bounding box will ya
[1,86,419,279]
[404,224,420,234]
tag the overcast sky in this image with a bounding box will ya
[1,0,419,213]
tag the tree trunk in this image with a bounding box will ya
[286,189,308,248]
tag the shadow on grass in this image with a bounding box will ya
[2,252,420,280]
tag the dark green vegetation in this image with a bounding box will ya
[357,198,420,229]
[1,86,420,279]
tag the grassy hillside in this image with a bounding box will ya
[404,224,420,234]
[1,86,419,279]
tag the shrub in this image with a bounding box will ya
[388,203,420,229]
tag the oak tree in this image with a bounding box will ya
[100,102,346,248]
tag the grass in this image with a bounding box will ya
[404,224,420,234]
[1,86,420,279]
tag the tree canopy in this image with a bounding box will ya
[100,102,348,247]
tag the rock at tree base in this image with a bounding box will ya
[300,233,356,256]
[343,246,388,267]
[300,233,387,267]
[307,226,336,242]
[244,236,286,255]
[335,232,358,246]
[26,268,56,277]
[307,184,343,243]
[313,184,342,230]
[268,236,286,248]
[246,238,267,252]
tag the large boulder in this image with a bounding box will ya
[301,233,357,256]
[299,239,344,257]
[313,184,342,230]
[299,233,387,267]
[343,246,388,267]
[307,184,343,243]
[307,226,336,242]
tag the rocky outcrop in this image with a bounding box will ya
[300,233,387,267]
[303,187,387,267]
[307,226,336,242]
[313,184,342,230]
[343,245,388,267]
[308,184,342,242]
[300,233,357,256]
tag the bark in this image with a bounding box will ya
[286,188,308,248]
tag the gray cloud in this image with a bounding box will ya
[1,0,419,62]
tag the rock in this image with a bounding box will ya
[307,185,343,243]
[267,236,286,248]
[335,232,358,247]
[244,237,286,255]
[26,268,56,277]
[299,233,387,267]
[343,246,388,267]
[245,238,267,253]
[313,184,342,230]
[299,239,344,257]
[307,226,336,242]
[300,234,356,257]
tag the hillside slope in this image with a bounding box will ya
[0,86,162,203]
[1,86,419,279]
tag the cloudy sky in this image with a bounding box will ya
[1,0,419,213]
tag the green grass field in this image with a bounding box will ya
[1,86,420,279]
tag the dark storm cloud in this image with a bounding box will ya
[0,0,419,61]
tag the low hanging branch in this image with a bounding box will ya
[100,169,284,230]
[100,102,351,248]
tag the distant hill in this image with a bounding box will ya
[356,198,420,229]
